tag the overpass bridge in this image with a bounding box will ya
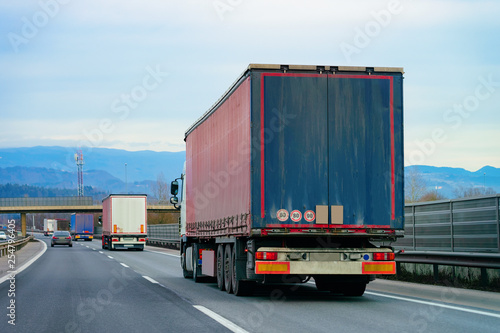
[0,196,177,236]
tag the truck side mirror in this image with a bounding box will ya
[171,180,179,195]
[98,216,102,225]
[170,196,178,205]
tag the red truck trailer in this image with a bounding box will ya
[171,64,404,296]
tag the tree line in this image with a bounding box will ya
[0,183,109,202]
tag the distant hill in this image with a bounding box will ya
[0,166,156,196]
[406,165,500,198]
[0,146,498,200]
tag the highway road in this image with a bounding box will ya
[1,235,500,333]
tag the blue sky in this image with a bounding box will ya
[1,0,499,171]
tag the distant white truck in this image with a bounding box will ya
[101,194,147,251]
[43,219,57,236]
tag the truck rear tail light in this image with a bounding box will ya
[66,237,71,239]
[139,238,146,242]
[373,252,395,261]
[198,249,210,259]
[112,238,119,242]
[255,251,278,260]
[52,236,57,239]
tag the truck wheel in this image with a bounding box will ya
[343,283,366,296]
[182,259,192,278]
[181,244,192,279]
[216,244,225,291]
[224,244,233,293]
[231,246,253,296]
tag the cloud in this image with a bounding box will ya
[0,0,499,169]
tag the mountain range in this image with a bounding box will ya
[0,146,498,199]
[406,165,500,198]
[0,146,185,196]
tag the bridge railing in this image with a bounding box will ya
[0,196,94,206]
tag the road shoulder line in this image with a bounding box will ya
[0,239,47,285]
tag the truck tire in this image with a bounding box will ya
[181,244,193,279]
[217,244,225,291]
[231,246,253,296]
[224,244,233,293]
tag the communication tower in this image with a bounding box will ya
[75,150,84,196]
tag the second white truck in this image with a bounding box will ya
[101,194,148,251]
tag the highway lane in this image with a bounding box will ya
[80,240,500,333]
[0,235,232,333]
[2,236,500,333]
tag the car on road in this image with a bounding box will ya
[0,231,7,240]
[51,231,72,247]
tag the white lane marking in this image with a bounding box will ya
[0,239,47,285]
[145,249,180,258]
[92,248,96,251]
[366,291,500,319]
[99,251,104,254]
[120,263,129,268]
[306,281,500,319]
[193,305,249,333]
[86,246,90,248]
[107,256,113,259]
[142,275,159,284]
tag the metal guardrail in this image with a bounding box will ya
[396,251,500,269]
[0,236,33,257]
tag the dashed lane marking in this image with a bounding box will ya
[193,305,249,333]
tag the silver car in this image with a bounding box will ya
[51,231,73,247]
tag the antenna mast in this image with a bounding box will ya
[75,150,84,196]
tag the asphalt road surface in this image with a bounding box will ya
[1,235,499,333]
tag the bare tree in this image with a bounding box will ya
[151,172,170,204]
[420,189,447,202]
[453,185,496,198]
[405,167,427,203]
